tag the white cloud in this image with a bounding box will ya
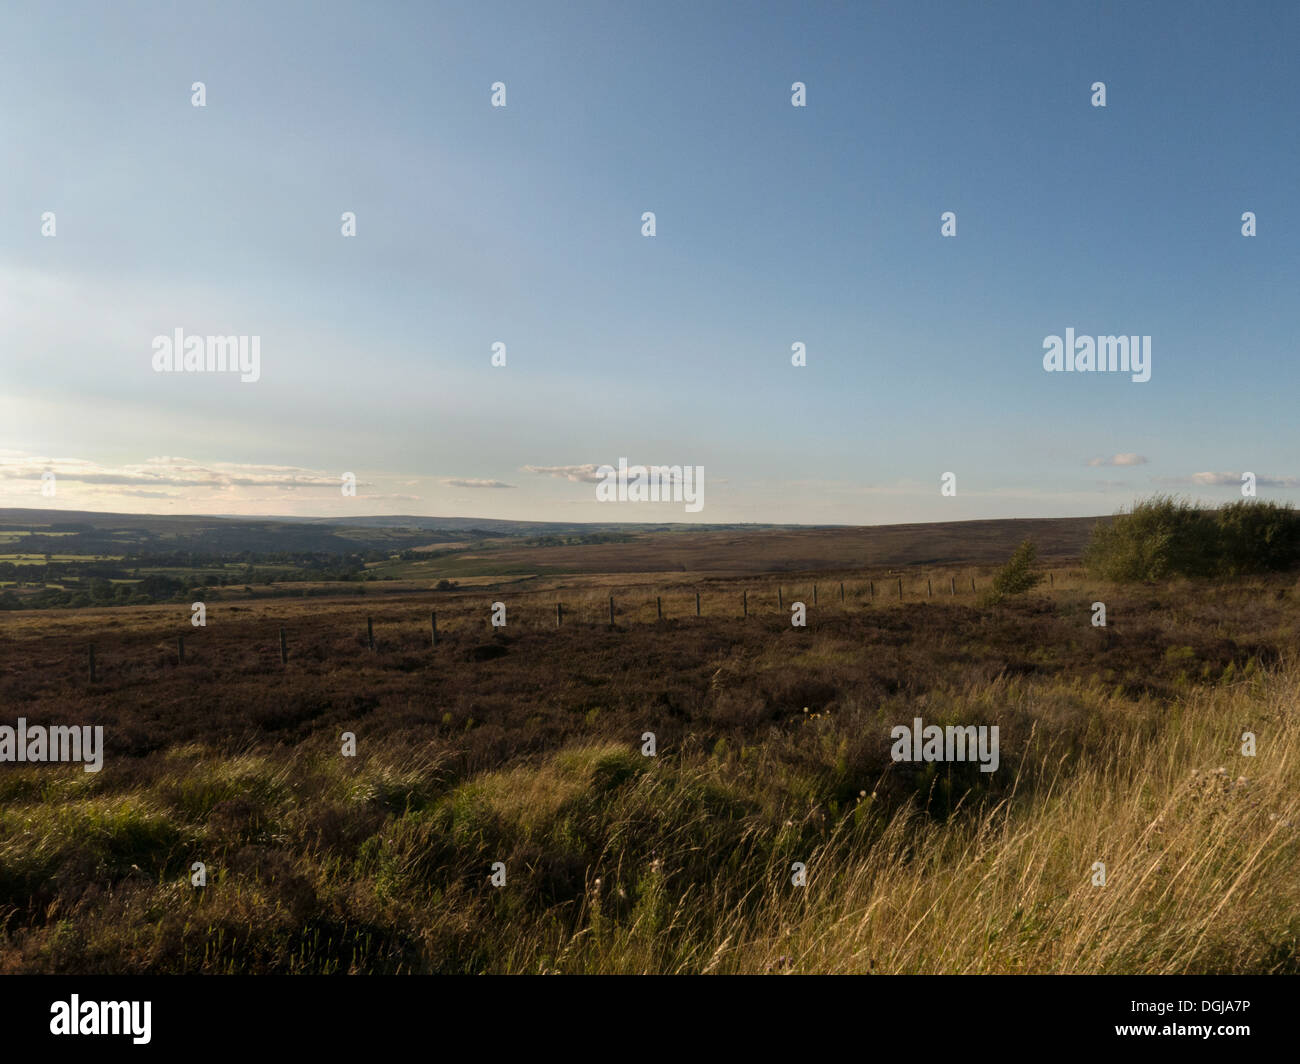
[0,454,344,489]
[1189,471,1300,488]
[522,464,605,483]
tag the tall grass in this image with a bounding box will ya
[509,666,1299,973]
[6,657,1294,974]
[706,671,1300,973]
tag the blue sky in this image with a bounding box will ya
[1,0,1296,524]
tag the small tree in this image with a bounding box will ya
[984,538,1043,604]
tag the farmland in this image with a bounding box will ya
[0,508,1103,608]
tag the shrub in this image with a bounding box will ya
[984,538,1043,604]
[1214,500,1300,575]
[1085,496,1300,582]
[1084,496,1212,581]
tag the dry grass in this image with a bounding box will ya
[705,672,1300,974]
[1,570,1297,973]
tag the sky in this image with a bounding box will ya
[1,0,1297,525]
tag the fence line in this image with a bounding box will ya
[68,568,1092,679]
[73,564,1107,681]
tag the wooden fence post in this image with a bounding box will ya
[950,577,955,596]
[279,627,287,665]
[743,590,748,617]
[778,587,783,609]
[367,617,375,651]
[840,581,845,602]
[609,595,615,628]
[556,603,563,627]
[870,580,875,600]
[657,596,662,620]
[431,611,438,646]
[696,591,701,617]
[927,578,932,597]
[813,584,818,605]
[971,576,976,593]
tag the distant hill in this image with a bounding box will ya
[417,516,1109,576]
[0,508,1107,569]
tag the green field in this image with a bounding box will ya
[0,553,123,564]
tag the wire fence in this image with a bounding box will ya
[72,567,1090,678]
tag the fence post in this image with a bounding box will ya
[696,591,701,617]
[950,576,955,596]
[609,595,615,628]
[1050,572,1054,587]
[927,578,932,597]
[556,602,563,626]
[657,596,662,620]
[279,627,287,665]
[743,590,748,618]
[778,587,783,609]
[870,580,874,600]
[840,581,845,602]
[367,617,375,651]
[813,584,818,605]
[88,644,96,683]
[971,576,976,593]
[431,611,438,646]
